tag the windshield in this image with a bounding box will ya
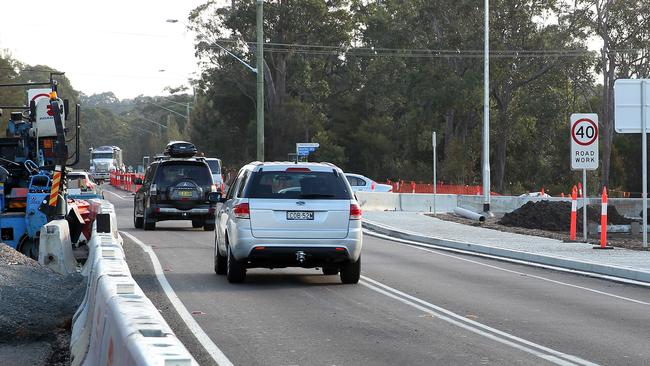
[206,160,221,174]
[155,162,212,190]
[92,153,113,159]
[245,171,352,199]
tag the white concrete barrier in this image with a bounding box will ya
[70,200,197,366]
[357,191,649,216]
[39,219,79,274]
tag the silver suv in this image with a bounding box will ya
[214,162,363,284]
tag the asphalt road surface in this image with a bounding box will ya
[105,186,650,366]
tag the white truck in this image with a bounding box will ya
[89,146,123,182]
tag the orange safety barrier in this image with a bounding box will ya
[386,181,500,195]
[109,172,144,193]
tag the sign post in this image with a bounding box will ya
[432,131,437,214]
[570,113,599,242]
[614,79,650,249]
[295,143,319,162]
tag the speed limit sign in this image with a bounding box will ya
[570,113,599,170]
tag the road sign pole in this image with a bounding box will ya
[433,131,437,215]
[482,0,491,213]
[583,169,587,242]
[642,81,648,249]
[256,0,264,162]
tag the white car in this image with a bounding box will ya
[345,173,392,192]
[215,162,363,284]
[205,158,225,193]
[66,171,103,198]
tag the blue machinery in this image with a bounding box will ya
[0,75,81,258]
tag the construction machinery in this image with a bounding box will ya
[0,74,83,258]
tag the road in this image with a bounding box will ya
[105,186,650,366]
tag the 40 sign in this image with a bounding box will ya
[570,113,599,170]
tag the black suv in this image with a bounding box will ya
[134,157,218,231]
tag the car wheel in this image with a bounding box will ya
[322,266,339,275]
[203,223,216,231]
[226,244,246,283]
[143,209,156,231]
[192,219,203,228]
[340,256,361,284]
[214,233,227,275]
[134,204,143,229]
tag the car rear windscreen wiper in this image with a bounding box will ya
[299,193,336,198]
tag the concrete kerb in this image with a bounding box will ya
[362,219,650,284]
[70,200,198,366]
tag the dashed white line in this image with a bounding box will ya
[360,275,599,366]
[103,188,130,200]
[121,231,234,366]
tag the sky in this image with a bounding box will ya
[0,0,226,99]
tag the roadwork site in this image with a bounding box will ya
[0,244,85,365]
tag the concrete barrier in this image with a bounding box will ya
[39,219,79,274]
[358,191,650,217]
[70,200,197,366]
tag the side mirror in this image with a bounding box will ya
[134,178,143,185]
[207,191,222,203]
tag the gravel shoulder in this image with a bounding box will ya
[0,244,85,366]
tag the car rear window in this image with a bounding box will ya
[206,160,221,174]
[245,171,352,199]
[155,162,212,190]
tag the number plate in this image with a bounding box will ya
[178,191,193,197]
[287,211,314,220]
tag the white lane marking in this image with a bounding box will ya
[103,189,130,200]
[360,276,599,366]
[365,229,650,290]
[121,231,234,366]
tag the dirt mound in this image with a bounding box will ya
[0,243,85,344]
[498,201,632,231]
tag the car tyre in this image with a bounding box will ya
[226,244,246,283]
[143,209,156,231]
[340,256,360,284]
[192,220,203,228]
[134,205,143,229]
[204,223,216,231]
[322,266,339,275]
[214,234,227,275]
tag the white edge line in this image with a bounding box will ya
[363,229,650,289]
[360,276,599,366]
[121,231,234,366]
[365,230,650,306]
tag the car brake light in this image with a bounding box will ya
[350,203,362,220]
[285,167,311,172]
[233,203,250,219]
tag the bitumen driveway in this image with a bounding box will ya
[105,186,650,366]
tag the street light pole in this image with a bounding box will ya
[482,0,491,213]
[256,0,265,161]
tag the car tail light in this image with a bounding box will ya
[285,167,311,172]
[233,203,250,219]
[221,182,225,193]
[350,203,362,220]
[371,181,376,191]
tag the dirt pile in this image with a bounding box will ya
[0,243,85,365]
[498,201,633,231]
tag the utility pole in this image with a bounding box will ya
[482,0,491,213]
[256,0,265,161]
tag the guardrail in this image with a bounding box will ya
[110,172,143,192]
[70,201,197,365]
